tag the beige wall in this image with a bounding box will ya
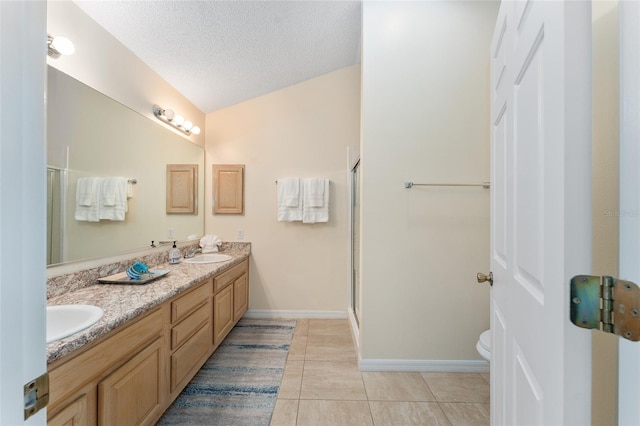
[47,0,205,146]
[360,1,496,361]
[592,1,619,424]
[205,65,361,313]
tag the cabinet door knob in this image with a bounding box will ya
[477,272,493,286]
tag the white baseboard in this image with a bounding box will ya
[359,359,489,373]
[244,309,348,319]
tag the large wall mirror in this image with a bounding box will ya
[47,66,205,267]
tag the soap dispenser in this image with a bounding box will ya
[169,241,180,264]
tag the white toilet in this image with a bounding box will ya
[476,329,491,361]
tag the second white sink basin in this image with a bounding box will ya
[183,254,232,264]
[47,304,104,343]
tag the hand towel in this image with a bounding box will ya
[303,177,325,207]
[277,178,303,221]
[200,235,222,253]
[277,178,301,207]
[75,177,101,222]
[302,178,329,223]
[76,177,98,206]
[99,177,128,221]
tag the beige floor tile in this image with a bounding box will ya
[439,403,490,426]
[300,360,367,400]
[308,319,352,336]
[278,361,304,399]
[421,373,489,403]
[362,372,436,401]
[369,401,451,426]
[480,373,490,384]
[270,399,299,426]
[294,319,310,337]
[297,400,373,426]
[287,334,307,361]
[305,333,357,361]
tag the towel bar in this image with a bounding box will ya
[404,181,490,189]
[275,179,330,184]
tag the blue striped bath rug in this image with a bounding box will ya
[157,318,296,425]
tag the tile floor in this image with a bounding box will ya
[270,319,490,426]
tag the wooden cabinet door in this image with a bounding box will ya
[233,273,248,322]
[48,393,93,426]
[166,164,198,214]
[212,164,244,214]
[213,285,234,345]
[98,338,164,426]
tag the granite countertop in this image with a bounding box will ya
[46,245,251,364]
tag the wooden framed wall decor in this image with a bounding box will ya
[213,164,244,214]
[166,164,198,214]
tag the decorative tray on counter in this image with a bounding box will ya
[98,269,170,285]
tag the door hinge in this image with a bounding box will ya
[24,372,49,420]
[570,275,640,341]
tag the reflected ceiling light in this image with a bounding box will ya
[152,104,201,136]
[47,34,75,59]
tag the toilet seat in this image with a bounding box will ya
[476,329,491,361]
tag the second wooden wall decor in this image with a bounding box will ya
[213,164,245,214]
[166,164,198,214]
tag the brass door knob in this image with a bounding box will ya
[477,272,493,286]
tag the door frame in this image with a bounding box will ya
[617,2,640,424]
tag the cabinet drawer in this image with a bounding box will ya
[170,322,211,392]
[171,279,212,324]
[213,259,248,293]
[171,300,210,351]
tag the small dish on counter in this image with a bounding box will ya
[98,269,170,284]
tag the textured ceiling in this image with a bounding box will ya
[74,1,362,113]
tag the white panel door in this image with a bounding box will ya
[0,1,48,424]
[490,1,592,425]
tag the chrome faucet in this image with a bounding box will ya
[184,247,201,258]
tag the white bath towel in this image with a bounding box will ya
[200,235,222,253]
[277,178,300,207]
[75,177,101,222]
[76,177,98,206]
[99,177,128,221]
[302,178,329,223]
[277,178,303,222]
[303,177,325,207]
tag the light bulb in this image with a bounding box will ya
[183,121,193,131]
[191,126,201,135]
[173,115,184,125]
[163,109,175,120]
[51,36,75,55]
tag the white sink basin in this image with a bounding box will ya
[183,253,232,264]
[47,304,104,343]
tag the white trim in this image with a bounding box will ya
[359,359,489,373]
[244,309,348,319]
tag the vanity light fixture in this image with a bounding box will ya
[47,34,75,59]
[152,104,201,136]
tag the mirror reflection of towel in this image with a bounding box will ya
[98,177,128,221]
[75,177,101,222]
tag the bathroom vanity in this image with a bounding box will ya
[45,246,250,426]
